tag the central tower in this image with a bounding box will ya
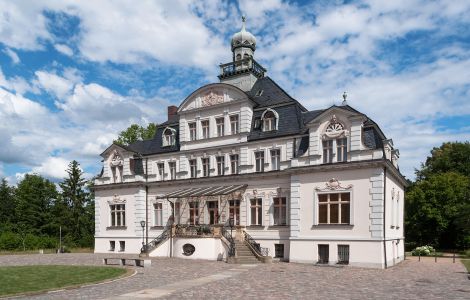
[218,16,266,91]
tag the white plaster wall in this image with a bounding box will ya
[94,237,142,254]
[173,238,227,261]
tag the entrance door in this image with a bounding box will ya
[207,201,219,224]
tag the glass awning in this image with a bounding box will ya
[156,184,247,199]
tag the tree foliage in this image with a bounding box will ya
[114,123,157,146]
[0,160,95,251]
[406,142,470,249]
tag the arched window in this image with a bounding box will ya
[243,53,250,58]
[261,108,279,131]
[236,53,242,60]
[162,127,176,147]
[322,115,349,163]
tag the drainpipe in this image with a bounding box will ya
[383,166,387,269]
[145,157,149,251]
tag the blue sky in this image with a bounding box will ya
[0,0,469,183]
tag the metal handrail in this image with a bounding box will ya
[221,226,236,257]
[244,231,269,257]
[142,227,171,253]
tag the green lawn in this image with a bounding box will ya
[462,260,470,273]
[0,265,127,297]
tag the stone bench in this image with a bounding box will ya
[103,257,151,268]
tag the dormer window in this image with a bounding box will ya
[322,115,349,164]
[110,151,124,183]
[162,127,176,147]
[261,109,278,132]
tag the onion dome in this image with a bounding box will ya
[231,16,256,51]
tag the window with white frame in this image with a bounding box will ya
[162,128,176,147]
[271,149,280,171]
[169,161,176,180]
[273,197,287,225]
[230,154,239,174]
[189,159,197,178]
[336,137,347,162]
[255,151,265,172]
[216,117,224,137]
[216,156,225,175]
[109,241,115,251]
[110,204,126,227]
[119,241,125,252]
[262,109,278,131]
[157,163,165,181]
[250,198,263,225]
[230,115,239,134]
[318,193,350,224]
[322,140,333,163]
[201,120,209,139]
[189,122,196,141]
[154,202,163,226]
[229,200,240,225]
[202,158,210,177]
[189,201,199,225]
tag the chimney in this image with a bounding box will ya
[167,105,178,120]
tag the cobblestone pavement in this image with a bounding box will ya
[0,254,468,299]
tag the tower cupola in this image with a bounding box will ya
[231,16,256,61]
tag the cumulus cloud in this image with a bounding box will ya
[3,48,20,64]
[31,156,70,179]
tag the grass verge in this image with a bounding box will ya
[462,260,470,273]
[0,265,127,297]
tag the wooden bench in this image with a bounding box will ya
[103,257,151,268]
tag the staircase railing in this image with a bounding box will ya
[221,226,236,257]
[244,231,269,257]
[142,226,171,253]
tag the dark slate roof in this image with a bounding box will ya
[247,77,307,111]
[363,127,383,149]
[127,124,180,155]
[301,109,325,125]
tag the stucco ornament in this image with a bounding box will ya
[315,178,353,191]
[202,91,224,107]
[323,115,348,139]
[110,151,123,167]
[108,194,126,204]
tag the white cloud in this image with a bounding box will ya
[3,48,20,64]
[54,43,73,56]
[31,156,69,179]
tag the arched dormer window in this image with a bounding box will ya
[162,127,176,147]
[261,108,279,132]
[236,53,242,61]
[322,115,349,164]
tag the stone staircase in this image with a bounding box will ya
[234,240,259,264]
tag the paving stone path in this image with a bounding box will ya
[0,254,468,299]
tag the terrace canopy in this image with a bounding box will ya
[156,184,247,199]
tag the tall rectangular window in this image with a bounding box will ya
[255,151,265,172]
[270,149,280,171]
[202,158,210,177]
[189,159,197,178]
[323,140,333,163]
[230,154,239,174]
[189,122,196,141]
[318,244,329,264]
[230,115,239,134]
[216,156,225,176]
[250,198,263,225]
[229,200,240,225]
[109,241,115,251]
[336,138,347,162]
[174,201,180,224]
[337,245,350,264]
[110,204,126,227]
[216,117,224,137]
[119,241,125,252]
[273,197,287,225]
[169,162,176,180]
[157,162,165,181]
[318,193,350,224]
[154,202,163,226]
[275,244,284,258]
[201,120,209,139]
[189,201,199,225]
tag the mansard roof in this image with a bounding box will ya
[127,123,180,155]
[248,77,308,110]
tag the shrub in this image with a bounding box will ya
[0,232,21,250]
[412,245,435,256]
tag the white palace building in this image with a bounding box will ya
[94,19,406,268]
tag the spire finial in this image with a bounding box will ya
[241,15,246,31]
[342,91,348,106]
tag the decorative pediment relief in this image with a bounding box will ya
[179,84,248,112]
[110,150,123,167]
[108,194,126,204]
[315,178,353,191]
[323,115,349,139]
[201,91,224,107]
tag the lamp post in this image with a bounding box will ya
[140,220,146,253]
